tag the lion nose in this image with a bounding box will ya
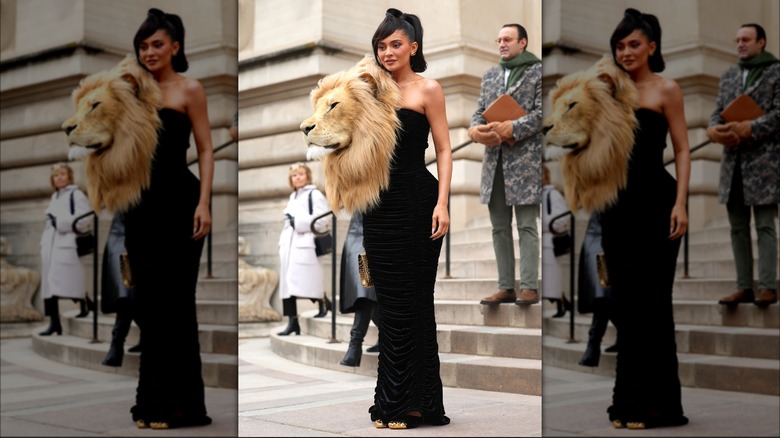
[543,124,552,135]
[301,124,315,136]
[64,124,77,135]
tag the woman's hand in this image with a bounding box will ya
[431,203,450,240]
[669,202,688,240]
[193,203,212,240]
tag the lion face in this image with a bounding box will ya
[542,73,600,154]
[300,72,362,161]
[299,55,401,213]
[542,55,638,213]
[62,77,125,157]
[61,55,161,213]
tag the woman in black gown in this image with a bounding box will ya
[123,8,215,429]
[601,9,691,429]
[363,8,453,430]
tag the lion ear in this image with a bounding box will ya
[120,72,141,96]
[358,71,380,98]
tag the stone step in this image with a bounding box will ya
[434,278,512,301]
[437,258,520,279]
[302,311,541,361]
[542,310,779,360]
[672,278,759,301]
[433,300,541,329]
[62,312,237,355]
[196,300,237,326]
[267,330,541,396]
[672,300,778,328]
[197,277,238,301]
[542,336,779,396]
[31,332,237,389]
[676,259,777,280]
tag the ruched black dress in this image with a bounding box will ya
[362,108,449,427]
[600,108,687,427]
[124,108,210,427]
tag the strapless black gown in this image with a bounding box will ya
[600,109,686,427]
[124,108,210,427]
[363,108,449,426]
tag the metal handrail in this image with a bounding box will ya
[549,210,576,342]
[311,210,337,342]
[425,139,474,278]
[73,210,99,343]
[187,138,237,278]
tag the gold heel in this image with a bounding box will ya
[150,421,169,429]
[375,419,387,428]
[626,421,646,429]
[611,419,624,429]
[388,421,407,429]
[135,420,147,429]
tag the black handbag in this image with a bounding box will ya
[308,190,333,257]
[547,190,572,257]
[70,191,95,257]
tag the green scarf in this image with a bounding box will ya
[738,50,779,90]
[499,51,541,92]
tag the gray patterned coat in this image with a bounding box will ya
[709,62,779,205]
[471,62,543,206]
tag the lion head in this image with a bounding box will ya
[542,55,638,213]
[62,54,161,213]
[300,55,401,213]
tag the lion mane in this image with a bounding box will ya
[62,54,161,213]
[300,55,401,213]
[542,55,639,213]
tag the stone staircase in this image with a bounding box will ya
[31,227,238,389]
[543,214,780,396]
[268,213,543,396]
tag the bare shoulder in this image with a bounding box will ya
[183,77,205,95]
[421,77,444,101]
[660,76,682,98]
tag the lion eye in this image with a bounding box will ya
[567,102,577,111]
[329,102,339,111]
[90,102,101,111]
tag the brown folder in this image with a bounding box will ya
[720,93,765,123]
[483,93,527,123]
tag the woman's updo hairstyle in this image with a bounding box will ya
[610,8,665,73]
[371,8,427,73]
[133,8,189,73]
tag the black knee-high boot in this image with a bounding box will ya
[340,299,373,366]
[579,297,609,366]
[102,298,133,367]
[39,298,62,336]
[278,298,301,336]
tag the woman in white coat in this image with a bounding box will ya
[541,165,571,318]
[39,163,93,335]
[277,162,331,336]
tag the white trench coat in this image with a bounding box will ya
[278,184,330,300]
[39,184,92,300]
[541,184,570,300]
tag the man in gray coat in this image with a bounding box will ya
[707,23,779,307]
[468,23,542,306]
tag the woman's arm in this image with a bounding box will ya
[186,78,215,240]
[423,78,452,240]
[662,78,691,240]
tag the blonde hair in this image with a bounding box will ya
[50,162,74,190]
[288,162,313,190]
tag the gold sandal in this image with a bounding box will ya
[611,419,624,429]
[626,421,646,429]
[135,420,147,429]
[375,419,387,428]
[149,421,170,429]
